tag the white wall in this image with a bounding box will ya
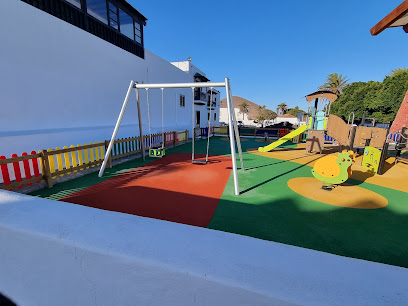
[1,190,408,305]
[0,0,218,157]
[219,108,256,126]
[274,117,300,125]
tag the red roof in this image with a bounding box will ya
[390,90,408,133]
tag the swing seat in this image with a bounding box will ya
[192,159,207,164]
[149,147,165,158]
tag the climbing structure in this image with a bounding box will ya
[390,90,408,134]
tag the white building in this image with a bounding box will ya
[274,114,300,126]
[0,0,219,157]
[219,96,261,126]
[171,59,220,130]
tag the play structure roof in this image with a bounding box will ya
[370,1,408,35]
[305,90,338,103]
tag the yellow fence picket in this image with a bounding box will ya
[63,146,70,174]
[100,141,104,160]
[94,142,100,162]
[70,145,78,172]
[56,147,64,176]
[90,143,95,166]
[84,144,89,168]
[77,144,84,170]
[47,148,56,179]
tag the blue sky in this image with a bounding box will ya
[130,0,408,111]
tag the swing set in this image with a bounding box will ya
[98,78,245,195]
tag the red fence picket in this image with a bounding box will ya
[0,156,11,187]
[11,153,23,189]
[31,151,41,183]
[22,152,32,186]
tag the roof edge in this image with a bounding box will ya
[370,1,408,36]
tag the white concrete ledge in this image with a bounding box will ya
[0,190,407,305]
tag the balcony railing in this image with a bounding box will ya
[194,92,207,101]
[207,101,216,108]
[194,92,208,105]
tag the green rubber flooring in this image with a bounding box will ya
[31,137,408,268]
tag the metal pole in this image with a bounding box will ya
[227,79,245,171]
[192,87,195,161]
[205,88,213,162]
[136,82,225,89]
[99,80,135,177]
[135,86,145,161]
[161,88,165,148]
[225,77,240,195]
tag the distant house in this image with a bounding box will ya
[171,59,220,129]
[275,114,299,125]
[219,96,261,126]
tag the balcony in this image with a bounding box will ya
[207,101,217,109]
[194,92,207,105]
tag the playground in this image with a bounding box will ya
[30,135,408,268]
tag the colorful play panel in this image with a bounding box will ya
[31,137,408,268]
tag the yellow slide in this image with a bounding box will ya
[258,125,308,152]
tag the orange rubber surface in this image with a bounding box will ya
[61,153,232,227]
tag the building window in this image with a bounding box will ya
[87,0,108,24]
[119,9,134,39]
[134,21,142,43]
[108,2,119,30]
[65,0,81,8]
[180,95,185,107]
[214,113,217,122]
[208,113,210,121]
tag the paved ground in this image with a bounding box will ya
[31,137,408,268]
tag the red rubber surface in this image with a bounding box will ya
[61,153,232,227]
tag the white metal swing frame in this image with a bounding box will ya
[98,78,245,196]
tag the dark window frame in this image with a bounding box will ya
[180,94,185,107]
[21,0,146,58]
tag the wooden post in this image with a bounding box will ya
[104,141,112,168]
[40,150,53,188]
[173,131,177,147]
[348,125,357,151]
[378,142,389,175]
[164,132,167,149]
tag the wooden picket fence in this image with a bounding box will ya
[212,126,228,135]
[0,130,189,191]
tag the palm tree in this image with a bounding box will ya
[319,73,348,95]
[256,105,267,127]
[238,101,249,121]
[277,103,288,116]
